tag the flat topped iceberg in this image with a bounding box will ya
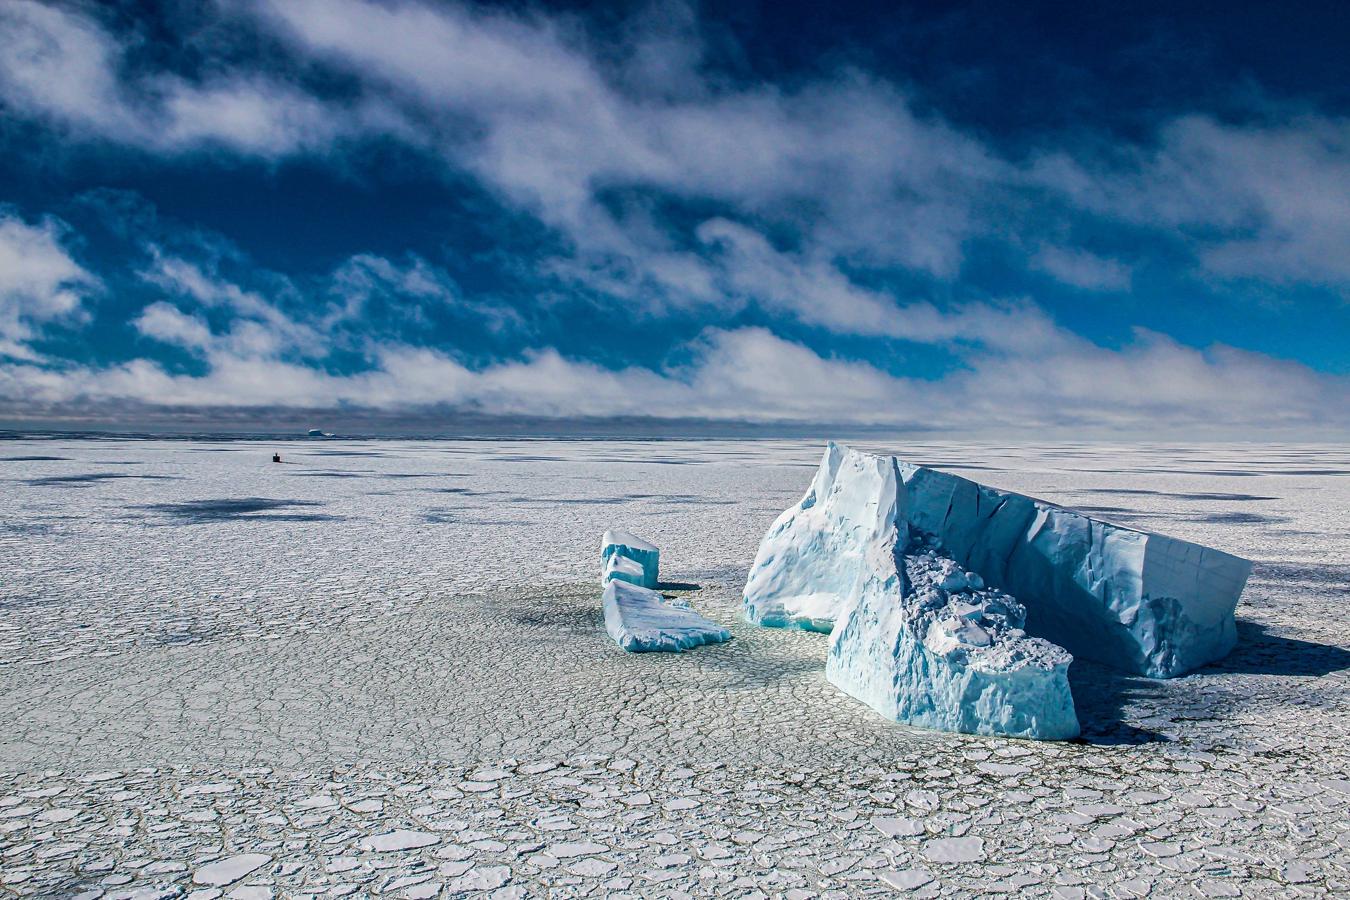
[602,528,659,588]
[603,580,731,653]
[744,442,1077,739]
[745,442,1251,679]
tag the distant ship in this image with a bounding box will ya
[307,428,330,437]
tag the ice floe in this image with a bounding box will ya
[603,580,730,652]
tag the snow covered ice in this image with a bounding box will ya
[744,442,1078,739]
[746,442,1252,679]
[601,528,660,588]
[1,436,1346,898]
[603,579,731,652]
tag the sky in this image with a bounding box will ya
[1,0,1348,436]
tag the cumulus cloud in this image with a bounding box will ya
[0,211,100,360]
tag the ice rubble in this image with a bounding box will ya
[829,537,1079,740]
[601,529,659,588]
[600,530,729,652]
[745,442,1252,683]
[744,444,1078,739]
[603,580,732,653]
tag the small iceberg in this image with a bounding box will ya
[603,580,731,653]
[601,528,659,588]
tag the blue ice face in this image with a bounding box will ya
[601,528,660,588]
[896,462,1251,678]
[602,580,730,653]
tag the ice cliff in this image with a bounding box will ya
[896,461,1251,678]
[744,444,1078,739]
[746,442,1252,682]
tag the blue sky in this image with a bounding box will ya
[0,0,1347,435]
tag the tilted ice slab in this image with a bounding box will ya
[745,443,1077,739]
[601,529,659,588]
[745,442,1251,678]
[603,580,731,653]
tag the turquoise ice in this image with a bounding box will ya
[601,528,660,588]
[745,442,1251,679]
[744,443,1078,740]
[603,580,731,653]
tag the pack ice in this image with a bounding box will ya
[745,444,1078,739]
[601,530,730,652]
[746,442,1251,682]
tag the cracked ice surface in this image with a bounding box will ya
[1,438,1348,897]
[603,580,731,652]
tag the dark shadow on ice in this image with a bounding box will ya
[288,470,368,478]
[1067,661,1170,745]
[1192,511,1290,525]
[2,455,69,461]
[1250,560,1350,590]
[28,473,181,485]
[1199,621,1350,678]
[136,497,343,524]
[1073,488,1279,501]
[658,582,701,592]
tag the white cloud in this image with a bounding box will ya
[0,212,100,360]
[0,0,391,158]
[1031,115,1350,287]
[4,323,1347,436]
[5,0,1346,302]
[134,302,214,351]
[1029,245,1131,292]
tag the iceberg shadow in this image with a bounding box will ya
[1199,621,1350,678]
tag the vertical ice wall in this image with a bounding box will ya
[896,462,1252,678]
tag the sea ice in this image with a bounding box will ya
[745,442,1251,678]
[745,443,1078,739]
[601,529,659,588]
[603,580,730,653]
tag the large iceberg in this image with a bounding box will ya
[745,442,1252,679]
[896,461,1251,678]
[603,580,731,653]
[744,443,1078,739]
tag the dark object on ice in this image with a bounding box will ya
[272,453,281,463]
